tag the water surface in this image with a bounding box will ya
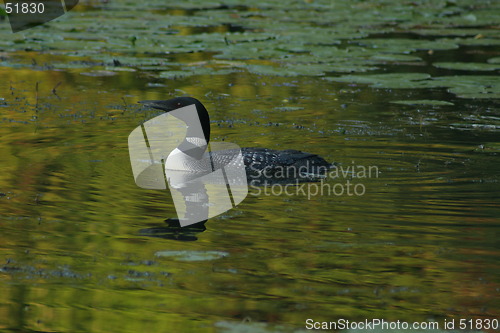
[0,0,498,332]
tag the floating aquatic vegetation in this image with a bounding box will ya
[433,75,500,99]
[80,70,118,77]
[433,62,500,71]
[214,320,303,333]
[391,100,455,106]
[155,250,229,261]
[245,64,300,76]
[440,37,500,47]
[412,28,500,37]
[329,73,500,99]
[0,0,498,98]
[88,55,172,67]
[370,54,422,62]
[326,73,444,89]
[357,38,459,53]
[159,67,239,78]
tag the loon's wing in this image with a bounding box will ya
[241,147,330,171]
[207,147,330,184]
[208,148,245,169]
[274,149,322,166]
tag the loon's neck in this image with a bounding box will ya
[165,102,212,171]
[165,130,210,171]
[177,135,208,159]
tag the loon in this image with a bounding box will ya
[138,97,331,181]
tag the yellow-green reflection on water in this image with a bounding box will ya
[0,55,498,332]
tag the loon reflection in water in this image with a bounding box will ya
[137,97,332,233]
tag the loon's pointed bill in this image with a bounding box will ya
[139,97,206,113]
[138,100,179,112]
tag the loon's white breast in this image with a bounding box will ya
[164,148,210,171]
[165,137,210,171]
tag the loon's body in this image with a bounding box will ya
[241,147,329,174]
[139,97,331,181]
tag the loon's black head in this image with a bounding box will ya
[139,97,210,144]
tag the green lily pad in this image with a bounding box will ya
[328,73,500,99]
[0,61,30,69]
[158,70,197,79]
[80,70,118,77]
[214,42,290,61]
[370,54,422,62]
[49,62,101,69]
[215,320,307,333]
[434,62,500,71]
[433,75,500,99]
[326,73,445,89]
[103,66,136,72]
[330,73,431,83]
[440,37,500,47]
[391,100,454,106]
[488,57,500,64]
[158,67,238,78]
[222,32,277,44]
[413,28,498,37]
[284,62,377,75]
[137,65,175,71]
[358,38,459,53]
[89,55,171,67]
[245,64,297,76]
[155,250,229,261]
[447,86,500,99]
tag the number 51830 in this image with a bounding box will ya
[5,2,45,14]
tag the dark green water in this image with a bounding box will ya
[0,0,498,332]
